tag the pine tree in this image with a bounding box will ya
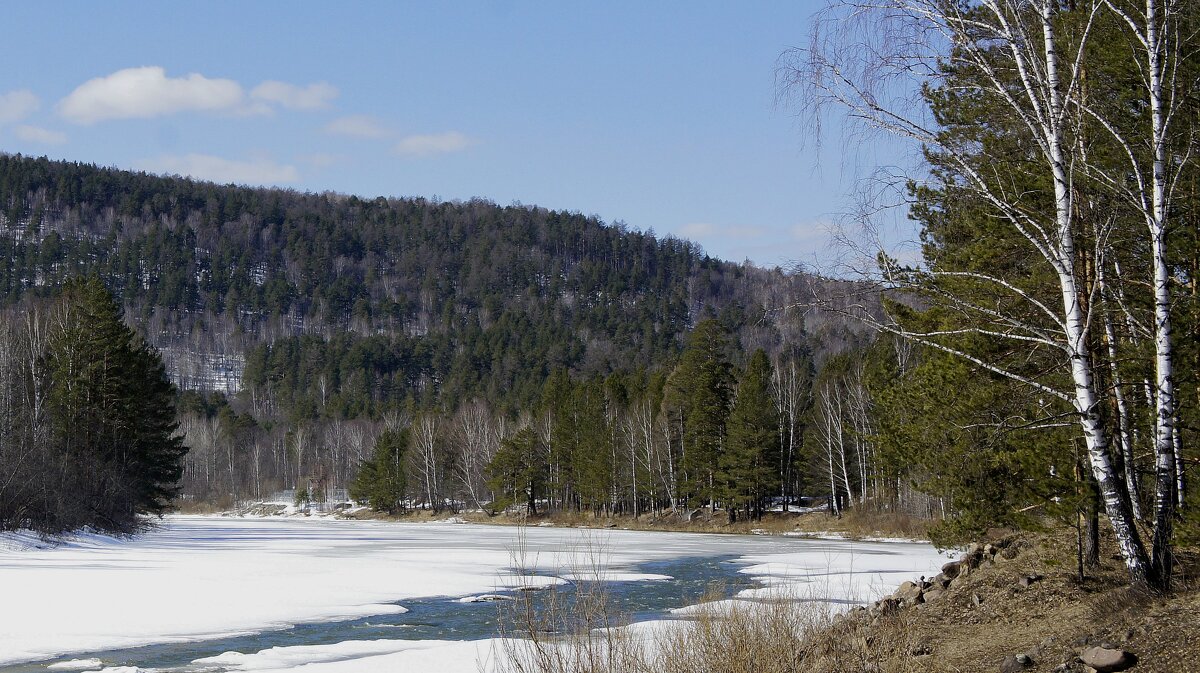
[486,426,546,515]
[42,277,186,532]
[721,349,780,521]
[664,319,734,509]
[350,428,408,513]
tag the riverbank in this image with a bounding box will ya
[328,505,936,542]
[787,530,1200,673]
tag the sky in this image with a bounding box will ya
[0,1,911,270]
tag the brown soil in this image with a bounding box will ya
[820,531,1200,673]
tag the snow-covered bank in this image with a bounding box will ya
[0,515,947,671]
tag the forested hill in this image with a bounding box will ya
[0,153,863,415]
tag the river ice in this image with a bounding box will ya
[0,515,947,671]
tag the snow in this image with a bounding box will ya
[456,593,514,603]
[732,540,945,605]
[46,659,105,671]
[1,516,948,671]
[195,639,506,673]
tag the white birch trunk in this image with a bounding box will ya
[1040,0,1150,584]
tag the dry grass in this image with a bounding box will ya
[492,525,911,673]
[496,587,922,673]
[493,524,1200,673]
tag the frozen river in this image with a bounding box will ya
[0,516,946,672]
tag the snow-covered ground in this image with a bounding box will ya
[0,516,947,672]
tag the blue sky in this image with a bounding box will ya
[0,1,904,269]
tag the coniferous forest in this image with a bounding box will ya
[0,0,1197,597]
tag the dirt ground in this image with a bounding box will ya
[821,532,1200,673]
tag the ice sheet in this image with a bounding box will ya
[1,516,947,669]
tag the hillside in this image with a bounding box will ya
[0,153,866,415]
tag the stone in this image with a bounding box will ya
[873,597,899,615]
[896,580,922,600]
[1080,646,1136,672]
[942,560,963,578]
[972,592,984,606]
[923,588,945,603]
[932,572,951,589]
[1017,574,1043,588]
[1000,653,1035,673]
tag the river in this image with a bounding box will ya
[0,516,945,672]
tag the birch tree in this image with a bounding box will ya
[782,0,1163,586]
[1079,0,1195,587]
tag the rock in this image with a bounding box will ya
[1018,574,1043,588]
[896,580,922,600]
[942,560,963,578]
[871,597,900,616]
[1080,646,1136,672]
[1000,653,1035,672]
[972,592,984,606]
[931,572,951,589]
[923,588,945,603]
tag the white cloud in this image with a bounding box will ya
[58,66,244,124]
[137,154,299,186]
[678,222,716,238]
[394,131,473,157]
[251,80,338,110]
[325,114,390,139]
[298,152,345,168]
[678,222,768,240]
[13,125,67,145]
[0,90,39,125]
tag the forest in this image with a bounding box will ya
[0,153,868,529]
[0,0,1197,597]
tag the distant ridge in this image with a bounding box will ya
[0,153,869,413]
